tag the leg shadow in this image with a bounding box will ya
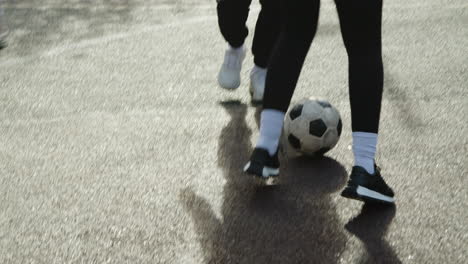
[181,100,349,263]
[345,204,402,264]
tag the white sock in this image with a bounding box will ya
[352,132,378,174]
[252,64,267,73]
[256,109,285,156]
[229,44,245,53]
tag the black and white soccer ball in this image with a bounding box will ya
[283,98,342,157]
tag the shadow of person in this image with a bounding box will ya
[345,204,402,264]
[181,100,348,264]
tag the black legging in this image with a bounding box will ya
[217,0,282,68]
[264,0,384,133]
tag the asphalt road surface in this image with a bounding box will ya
[0,0,467,263]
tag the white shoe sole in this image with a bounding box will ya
[218,75,240,90]
[356,186,395,203]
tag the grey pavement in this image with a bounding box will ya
[0,0,467,263]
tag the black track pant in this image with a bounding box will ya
[264,0,384,133]
[217,0,282,68]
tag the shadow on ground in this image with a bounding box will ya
[181,100,350,263]
[346,203,401,264]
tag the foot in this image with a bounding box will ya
[249,66,267,105]
[217,45,246,90]
[243,147,280,179]
[341,165,395,204]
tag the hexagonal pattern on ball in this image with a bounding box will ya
[309,119,327,137]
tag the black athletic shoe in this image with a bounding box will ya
[341,165,395,204]
[243,147,280,178]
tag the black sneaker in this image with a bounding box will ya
[341,165,395,204]
[243,148,280,179]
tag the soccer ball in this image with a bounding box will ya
[283,98,342,157]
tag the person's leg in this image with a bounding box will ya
[262,0,320,113]
[217,0,252,48]
[249,0,284,104]
[336,0,394,203]
[217,0,252,90]
[337,0,383,136]
[244,0,321,178]
[252,0,283,68]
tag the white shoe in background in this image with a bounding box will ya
[249,65,267,104]
[217,45,246,90]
